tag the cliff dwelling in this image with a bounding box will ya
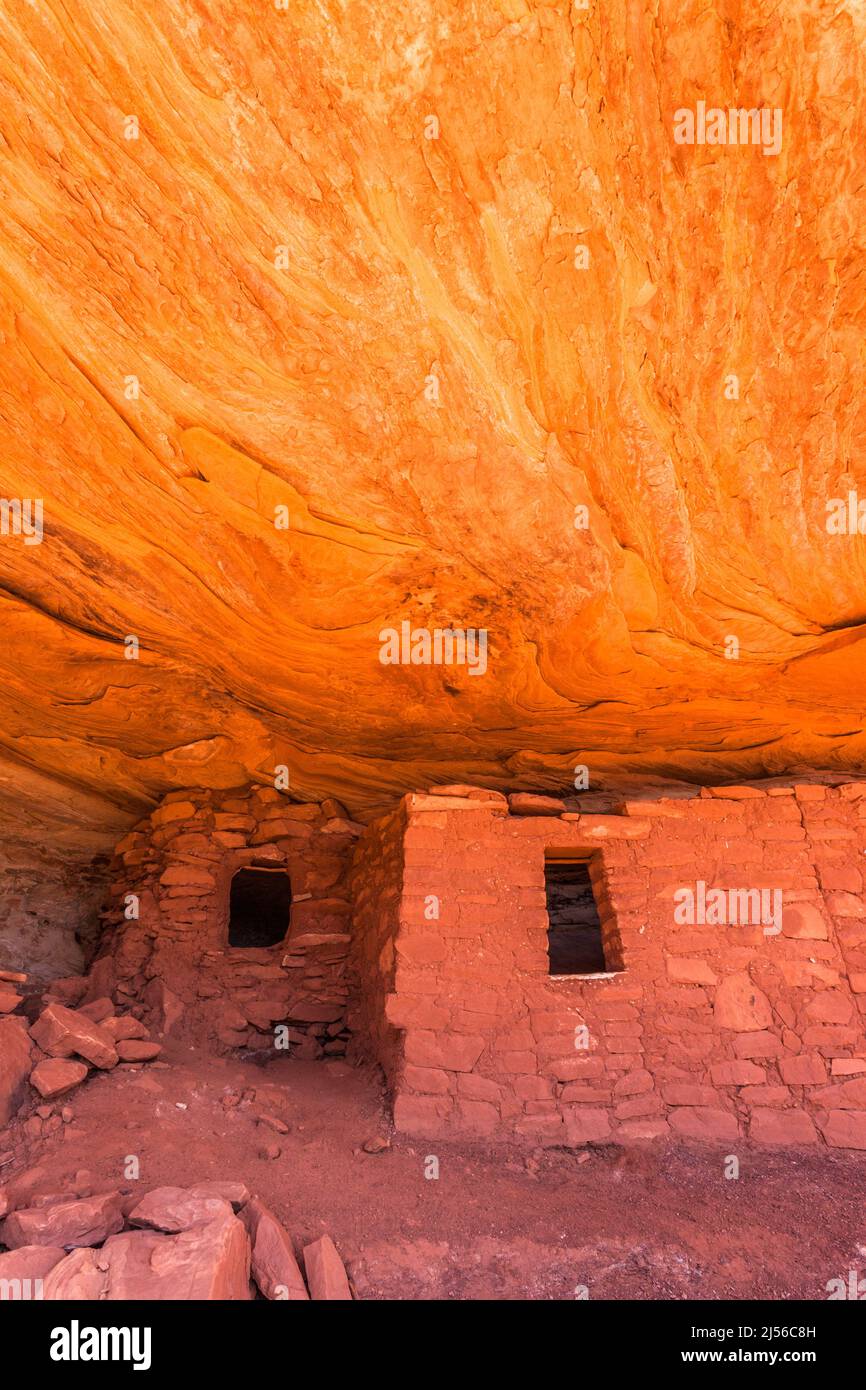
[0,0,865,1327]
[43,778,862,1154]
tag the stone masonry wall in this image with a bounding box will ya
[350,782,866,1149]
[346,807,405,1079]
[86,787,363,1057]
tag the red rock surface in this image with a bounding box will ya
[111,1215,251,1300]
[241,1197,309,1301]
[191,1181,250,1209]
[29,1058,89,1100]
[0,1191,124,1250]
[0,1017,33,1125]
[41,1246,107,1300]
[303,1234,353,1300]
[0,1243,66,1283]
[128,1186,234,1233]
[37,1204,252,1301]
[103,1016,149,1042]
[29,1005,118,1070]
[0,2,865,913]
[115,1040,162,1062]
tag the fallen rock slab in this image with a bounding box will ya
[507,792,567,815]
[42,1247,107,1299]
[103,1015,149,1042]
[190,1181,250,1209]
[0,1244,66,1291]
[427,784,508,803]
[55,1212,253,1300]
[29,1004,118,1070]
[115,1039,161,1061]
[127,1186,234,1233]
[77,997,114,1023]
[0,989,23,1013]
[119,1214,252,1299]
[30,1058,89,1099]
[303,1234,352,1300]
[0,1016,33,1124]
[42,976,87,1007]
[256,1113,289,1134]
[0,1191,124,1249]
[241,1198,308,1300]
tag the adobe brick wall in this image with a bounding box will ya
[349,782,866,1149]
[86,787,362,1056]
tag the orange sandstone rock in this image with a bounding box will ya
[0,2,863,895]
[302,1234,352,1301]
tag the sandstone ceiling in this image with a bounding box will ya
[1,0,866,872]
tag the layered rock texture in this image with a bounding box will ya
[1,3,865,946]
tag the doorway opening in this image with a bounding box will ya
[228,867,291,948]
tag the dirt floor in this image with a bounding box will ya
[5,1045,866,1300]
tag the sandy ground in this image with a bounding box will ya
[5,1046,866,1301]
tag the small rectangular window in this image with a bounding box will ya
[544,859,606,975]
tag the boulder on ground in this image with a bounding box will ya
[0,1244,66,1288]
[116,1040,161,1062]
[29,1004,118,1070]
[241,1198,309,1300]
[0,1191,124,1250]
[103,1015,149,1042]
[190,1181,250,1209]
[112,1212,252,1299]
[303,1234,352,1300]
[42,976,87,1007]
[30,1058,89,1100]
[127,1186,234,1233]
[77,998,114,1023]
[43,1211,252,1300]
[42,1246,107,1299]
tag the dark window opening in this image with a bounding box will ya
[228,868,291,948]
[544,860,607,975]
